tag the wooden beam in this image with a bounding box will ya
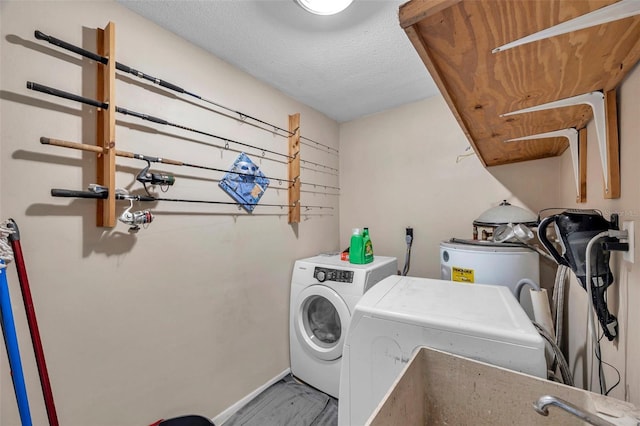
[288,113,300,224]
[96,22,116,227]
[577,128,587,203]
[399,0,461,29]
[604,89,620,199]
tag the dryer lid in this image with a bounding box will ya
[360,276,542,348]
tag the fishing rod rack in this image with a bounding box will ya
[33,22,339,227]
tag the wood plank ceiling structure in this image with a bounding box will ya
[400,0,640,200]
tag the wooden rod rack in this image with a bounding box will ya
[89,22,303,227]
[96,22,116,227]
[288,113,301,224]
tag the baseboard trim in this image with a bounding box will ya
[212,368,291,425]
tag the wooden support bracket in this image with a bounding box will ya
[502,90,620,199]
[288,113,300,224]
[604,89,620,199]
[578,128,588,203]
[96,22,116,227]
[492,0,640,53]
[506,127,587,203]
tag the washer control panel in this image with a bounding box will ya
[314,267,354,283]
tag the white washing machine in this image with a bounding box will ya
[338,275,546,426]
[289,254,397,398]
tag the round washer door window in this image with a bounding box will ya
[294,285,350,361]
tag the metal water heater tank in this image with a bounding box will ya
[440,240,539,297]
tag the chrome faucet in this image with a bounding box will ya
[533,395,616,426]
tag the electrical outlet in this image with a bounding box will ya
[623,221,635,263]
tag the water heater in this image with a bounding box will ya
[440,240,539,297]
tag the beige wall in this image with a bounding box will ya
[0,2,339,425]
[559,63,640,404]
[339,95,561,279]
[3,1,638,425]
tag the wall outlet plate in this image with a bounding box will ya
[623,221,635,263]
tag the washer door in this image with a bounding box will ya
[294,285,350,361]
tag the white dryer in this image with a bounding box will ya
[289,255,397,398]
[338,275,547,426]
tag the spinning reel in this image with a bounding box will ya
[136,160,175,195]
[118,199,154,233]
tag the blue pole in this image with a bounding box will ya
[0,260,33,426]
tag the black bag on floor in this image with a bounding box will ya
[151,414,215,426]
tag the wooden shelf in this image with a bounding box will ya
[399,0,640,182]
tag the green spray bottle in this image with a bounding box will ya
[349,228,365,264]
[363,227,374,264]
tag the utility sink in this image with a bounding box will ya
[367,347,640,426]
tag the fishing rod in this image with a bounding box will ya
[300,136,339,155]
[40,137,340,191]
[40,137,297,186]
[27,81,293,161]
[300,159,339,175]
[34,30,292,139]
[301,182,340,191]
[50,187,333,211]
[34,29,341,156]
[52,186,333,231]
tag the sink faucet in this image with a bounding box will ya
[533,395,616,426]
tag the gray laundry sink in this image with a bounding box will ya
[367,347,640,426]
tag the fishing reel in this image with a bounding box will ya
[86,184,154,232]
[137,160,175,195]
[118,199,154,233]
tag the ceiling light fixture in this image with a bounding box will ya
[295,0,354,15]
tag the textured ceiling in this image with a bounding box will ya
[116,0,440,123]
